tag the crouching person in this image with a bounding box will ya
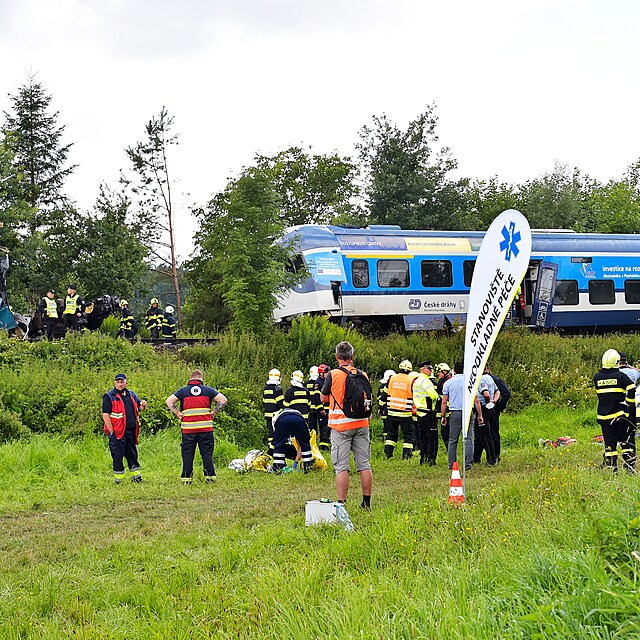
[166,369,227,484]
[102,373,148,483]
[271,409,314,473]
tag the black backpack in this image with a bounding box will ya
[333,366,373,419]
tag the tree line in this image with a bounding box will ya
[1,74,639,334]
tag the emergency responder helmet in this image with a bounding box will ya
[380,369,395,383]
[291,370,305,383]
[165,305,174,314]
[398,359,412,372]
[437,363,451,373]
[268,368,281,379]
[150,297,159,305]
[309,365,319,379]
[408,371,419,379]
[318,364,329,375]
[602,349,620,368]
[120,299,128,307]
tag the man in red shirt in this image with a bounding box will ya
[166,369,227,483]
[320,341,373,509]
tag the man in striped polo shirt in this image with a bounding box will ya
[166,369,227,483]
[320,341,373,510]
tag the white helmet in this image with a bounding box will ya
[291,370,305,384]
[602,349,620,369]
[268,368,281,380]
[165,305,174,314]
[309,365,319,380]
[380,369,395,383]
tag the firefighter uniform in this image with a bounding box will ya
[161,306,177,339]
[306,367,322,439]
[594,349,636,473]
[316,364,330,450]
[385,362,416,459]
[271,409,313,473]
[118,301,137,340]
[413,362,440,465]
[146,299,163,339]
[284,371,310,422]
[263,369,284,454]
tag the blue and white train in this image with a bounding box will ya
[275,224,640,330]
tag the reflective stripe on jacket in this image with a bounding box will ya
[413,373,439,415]
[387,372,414,418]
[104,388,140,442]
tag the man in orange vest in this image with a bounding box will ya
[385,360,416,459]
[102,373,148,483]
[320,341,373,509]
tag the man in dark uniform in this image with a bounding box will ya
[63,284,84,333]
[263,368,284,454]
[146,297,163,339]
[166,369,227,483]
[102,373,148,483]
[593,349,636,474]
[316,364,331,450]
[306,366,322,441]
[271,408,314,473]
[38,289,59,340]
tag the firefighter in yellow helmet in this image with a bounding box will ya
[118,299,138,341]
[146,298,163,339]
[593,349,636,473]
[385,360,416,459]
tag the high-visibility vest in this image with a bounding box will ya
[178,381,215,433]
[413,373,439,414]
[64,294,79,315]
[43,297,58,318]
[387,372,414,418]
[327,366,370,432]
[103,389,140,442]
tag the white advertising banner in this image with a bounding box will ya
[463,210,532,437]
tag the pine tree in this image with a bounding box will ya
[2,73,76,233]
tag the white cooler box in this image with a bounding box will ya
[305,500,339,526]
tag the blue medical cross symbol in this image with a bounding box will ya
[499,222,521,261]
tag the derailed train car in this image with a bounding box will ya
[275,225,640,331]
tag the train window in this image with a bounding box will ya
[588,279,615,305]
[377,260,410,288]
[421,260,452,287]
[352,260,369,288]
[463,260,476,287]
[624,280,640,304]
[553,280,579,306]
[285,254,305,274]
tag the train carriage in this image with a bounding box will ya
[275,224,640,331]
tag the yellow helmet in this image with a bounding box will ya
[150,298,159,305]
[399,359,412,372]
[120,299,128,307]
[408,371,419,379]
[602,349,620,368]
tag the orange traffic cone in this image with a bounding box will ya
[447,462,465,505]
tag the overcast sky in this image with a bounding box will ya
[1,0,639,258]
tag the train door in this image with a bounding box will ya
[528,261,559,328]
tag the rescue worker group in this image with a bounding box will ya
[38,287,176,340]
[101,340,637,496]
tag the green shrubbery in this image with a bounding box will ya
[0,317,636,443]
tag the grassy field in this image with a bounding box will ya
[0,406,638,639]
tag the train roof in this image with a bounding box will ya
[283,224,640,254]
